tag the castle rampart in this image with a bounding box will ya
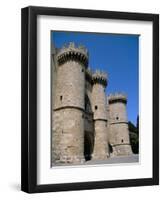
[52,42,133,165]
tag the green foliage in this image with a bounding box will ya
[128,121,137,133]
[128,117,139,154]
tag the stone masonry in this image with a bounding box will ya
[51,42,132,165]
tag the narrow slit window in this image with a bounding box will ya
[95,105,98,110]
[60,96,63,101]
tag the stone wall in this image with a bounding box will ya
[91,83,107,120]
[52,108,85,164]
[93,120,109,159]
[53,61,85,110]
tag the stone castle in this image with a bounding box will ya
[51,42,133,165]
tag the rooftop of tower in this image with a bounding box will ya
[92,70,108,87]
[108,93,127,104]
[57,42,89,67]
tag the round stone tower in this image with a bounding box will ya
[52,42,88,165]
[91,70,109,160]
[108,93,132,156]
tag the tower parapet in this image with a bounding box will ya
[92,70,108,87]
[108,93,127,104]
[57,42,88,67]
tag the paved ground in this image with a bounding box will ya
[85,154,139,165]
[53,154,139,167]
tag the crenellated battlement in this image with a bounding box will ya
[92,70,108,87]
[57,42,89,67]
[52,41,133,165]
[108,93,127,104]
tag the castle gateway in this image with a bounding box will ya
[51,42,132,165]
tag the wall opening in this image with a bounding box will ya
[95,105,98,110]
[84,134,92,161]
[108,144,113,153]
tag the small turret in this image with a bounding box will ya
[108,93,128,123]
[92,70,108,120]
[108,93,132,156]
[91,70,109,160]
[108,93,127,104]
[92,70,108,87]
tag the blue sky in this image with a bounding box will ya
[52,31,139,125]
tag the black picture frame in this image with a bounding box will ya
[21,6,159,193]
